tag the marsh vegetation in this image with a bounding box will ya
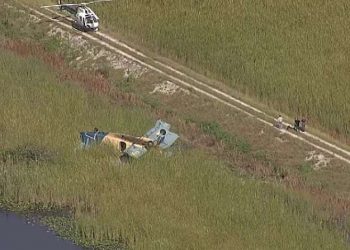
[0,43,347,249]
[89,0,350,141]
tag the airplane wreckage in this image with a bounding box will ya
[80,120,179,162]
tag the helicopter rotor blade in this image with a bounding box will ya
[79,0,112,6]
[41,3,80,8]
[41,0,112,9]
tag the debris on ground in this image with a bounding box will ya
[150,80,190,96]
[47,26,148,78]
[305,151,331,170]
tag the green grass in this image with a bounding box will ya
[200,121,251,153]
[59,0,350,140]
[0,46,348,249]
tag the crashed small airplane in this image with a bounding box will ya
[80,120,179,161]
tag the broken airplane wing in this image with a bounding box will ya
[144,120,179,149]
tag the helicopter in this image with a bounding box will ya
[41,0,112,31]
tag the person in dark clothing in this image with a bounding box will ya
[287,118,301,132]
[93,127,99,139]
[156,129,167,145]
[299,118,306,132]
[294,118,300,131]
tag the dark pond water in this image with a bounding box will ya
[0,211,83,250]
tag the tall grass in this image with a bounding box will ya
[76,0,350,140]
[0,48,348,249]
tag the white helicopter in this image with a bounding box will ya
[41,0,111,31]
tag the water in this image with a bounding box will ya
[0,211,83,250]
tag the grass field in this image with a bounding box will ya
[67,0,350,141]
[0,40,348,249]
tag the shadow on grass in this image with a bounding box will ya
[0,144,57,166]
[200,121,251,153]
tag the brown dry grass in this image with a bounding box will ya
[1,40,142,107]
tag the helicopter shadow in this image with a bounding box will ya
[37,15,90,32]
[37,15,64,24]
[72,21,92,32]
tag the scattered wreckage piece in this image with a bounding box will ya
[79,120,179,162]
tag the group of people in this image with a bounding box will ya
[275,115,306,132]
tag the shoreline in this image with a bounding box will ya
[0,204,123,250]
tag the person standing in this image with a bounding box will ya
[276,115,283,129]
[300,118,306,132]
[287,118,300,132]
[93,127,99,138]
